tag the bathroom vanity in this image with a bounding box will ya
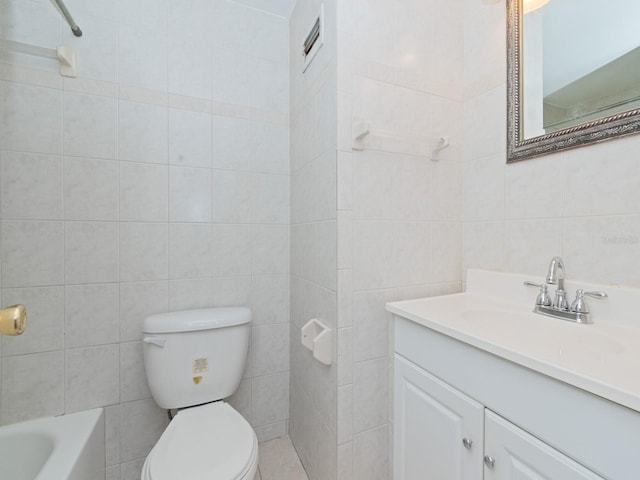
[387,270,640,480]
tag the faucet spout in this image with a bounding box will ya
[546,256,565,290]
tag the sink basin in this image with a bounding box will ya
[0,409,104,480]
[459,308,625,364]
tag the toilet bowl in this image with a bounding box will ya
[141,402,258,480]
[141,308,257,480]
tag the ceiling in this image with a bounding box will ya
[231,0,297,18]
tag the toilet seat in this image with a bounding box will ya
[141,402,258,480]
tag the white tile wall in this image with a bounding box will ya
[289,1,339,479]
[335,0,465,478]
[462,0,640,291]
[0,2,289,478]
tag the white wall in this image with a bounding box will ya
[463,0,640,290]
[335,0,465,479]
[288,1,339,479]
[0,1,289,478]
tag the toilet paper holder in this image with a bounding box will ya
[301,318,332,365]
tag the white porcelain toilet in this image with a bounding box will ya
[140,307,258,480]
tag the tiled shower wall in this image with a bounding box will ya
[462,0,640,289]
[288,1,339,479]
[0,0,289,478]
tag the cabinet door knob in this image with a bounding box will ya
[462,437,473,449]
[484,455,496,468]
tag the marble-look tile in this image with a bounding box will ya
[338,384,353,445]
[169,166,212,222]
[353,358,388,433]
[462,221,505,281]
[505,154,563,219]
[505,219,562,276]
[1,220,64,287]
[1,351,64,424]
[0,151,62,220]
[252,324,289,377]
[563,139,640,217]
[65,344,119,413]
[353,425,388,480]
[105,404,121,467]
[212,115,252,171]
[431,222,463,284]
[462,84,506,162]
[120,281,169,342]
[118,100,168,164]
[227,378,252,424]
[251,225,289,275]
[168,223,213,279]
[463,154,505,222]
[120,398,168,462]
[252,372,289,427]
[564,215,640,288]
[64,156,118,221]
[169,108,212,168]
[1,286,64,356]
[119,223,168,282]
[252,121,289,175]
[168,278,214,311]
[119,162,168,222]
[252,173,290,225]
[120,341,151,403]
[337,442,353,480]
[213,50,251,107]
[251,275,289,326]
[255,420,289,444]
[65,221,118,284]
[213,224,252,276]
[118,22,168,93]
[251,59,288,116]
[259,435,308,480]
[353,221,395,290]
[63,92,117,159]
[0,81,62,154]
[120,458,146,480]
[213,276,252,307]
[353,290,393,362]
[212,170,252,224]
[65,283,119,348]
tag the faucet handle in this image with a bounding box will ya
[524,281,553,306]
[570,289,608,314]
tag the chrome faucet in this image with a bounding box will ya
[545,256,569,310]
[525,256,607,324]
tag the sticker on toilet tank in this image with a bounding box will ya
[192,358,209,374]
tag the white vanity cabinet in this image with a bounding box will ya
[395,354,603,480]
[393,315,640,480]
[484,411,603,480]
[394,355,484,480]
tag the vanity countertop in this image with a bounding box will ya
[386,269,640,413]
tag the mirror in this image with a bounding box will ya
[507,0,640,162]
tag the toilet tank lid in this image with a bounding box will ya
[143,307,251,334]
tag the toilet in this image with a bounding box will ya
[140,307,258,480]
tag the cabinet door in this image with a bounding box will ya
[394,354,484,480]
[484,410,605,480]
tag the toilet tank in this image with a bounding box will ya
[142,307,251,410]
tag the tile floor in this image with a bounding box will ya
[255,435,308,480]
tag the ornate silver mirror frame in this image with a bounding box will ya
[506,0,640,163]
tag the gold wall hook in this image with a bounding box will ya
[0,304,27,335]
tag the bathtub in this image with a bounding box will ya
[0,408,105,480]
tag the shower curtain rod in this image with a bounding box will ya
[52,0,82,37]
